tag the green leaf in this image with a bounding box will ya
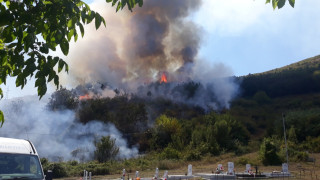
[88,11,96,24]
[2,26,16,43]
[43,1,53,5]
[57,59,69,73]
[0,110,4,127]
[37,84,47,99]
[51,57,59,68]
[112,0,118,6]
[40,44,49,54]
[265,0,271,4]
[277,0,286,9]
[106,0,112,2]
[272,0,278,9]
[289,0,295,7]
[74,33,78,42]
[54,75,59,88]
[67,29,75,41]
[138,0,143,7]
[79,23,85,37]
[95,13,102,29]
[67,19,74,28]
[48,71,56,82]
[0,87,3,99]
[15,74,25,88]
[121,0,126,9]
[58,59,65,73]
[64,63,69,73]
[35,77,45,88]
[101,18,106,27]
[116,2,121,12]
[60,38,69,56]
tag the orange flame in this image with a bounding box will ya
[160,72,168,83]
[79,94,90,100]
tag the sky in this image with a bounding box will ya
[2,0,320,99]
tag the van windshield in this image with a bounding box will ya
[0,153,44,180]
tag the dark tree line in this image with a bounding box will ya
[239,66,320,98]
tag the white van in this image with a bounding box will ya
[0,137,45,180]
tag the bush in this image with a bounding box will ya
[183,149,201,161]
[293,151,309,162]
[94,136,119,163]
[68,160,79,166]
[237,157,250,165]
[159,147,181,160]
[40,158,49,167]
[92,166,110,175]
[259,138,282,165]
[48,163,68,178]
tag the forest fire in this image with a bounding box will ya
[160,72,168,83]
[79,94,90,100]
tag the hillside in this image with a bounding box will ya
[6,55,319,178]
[259,55,320,75]
[238,55,320,98]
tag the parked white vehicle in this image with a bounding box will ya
[0,137,45,180]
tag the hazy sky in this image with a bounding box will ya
[2,0,320,98]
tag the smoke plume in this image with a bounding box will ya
[61,0,200,85]
[57,0,239,109]
[0,96,138,161]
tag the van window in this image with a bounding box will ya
[0,153,44,179]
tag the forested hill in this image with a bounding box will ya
[238,55,320,98]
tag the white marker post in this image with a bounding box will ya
[187,164,192,176]
[163,170,168,180]
[228,162,234,175]
[154,168,159,179]
[282,163,289,173]
[122,169,126,180]
[246,164,251,173]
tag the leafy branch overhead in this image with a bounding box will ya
[266,0,295,9]
[0,0,143,126]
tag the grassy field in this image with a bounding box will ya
[58,152,320,180]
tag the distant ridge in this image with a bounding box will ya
[257,55,320,75]
[239,55,320,98]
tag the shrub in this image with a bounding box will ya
[94,136,119,163]
[48,163,68,178]
[92,166,110,175]
[183,149,201,161]
[159,147,181,160]
[237,157,250,165]
[68,160,79,166]
[259,138,282,165]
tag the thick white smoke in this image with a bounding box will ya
[0,96,138,161]
[55,0,239,109]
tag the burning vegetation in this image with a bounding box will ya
[160,72,168,84]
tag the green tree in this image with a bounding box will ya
[94,136,119,163]
[0,0,143,126]
[259,137,282,165]
[151,115,181,150]
[47,86,78,111]
[288,126,298,143]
